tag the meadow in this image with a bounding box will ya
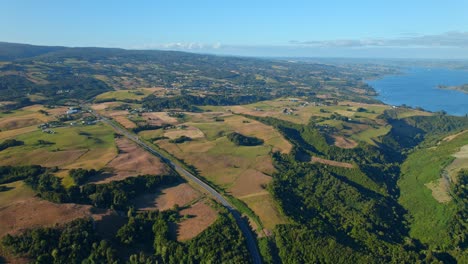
[399,130,468,247]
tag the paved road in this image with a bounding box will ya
[90,111,262,264]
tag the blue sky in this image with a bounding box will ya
[1,0,468,58]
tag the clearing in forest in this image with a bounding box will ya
[311,156,354,168]
[176,199,218,241]
[132,183,200,211]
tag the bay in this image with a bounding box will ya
[366,67,468,116]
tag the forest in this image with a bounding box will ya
[2,209,250,263]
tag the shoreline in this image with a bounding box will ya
[437,84,468,94]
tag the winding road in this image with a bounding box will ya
[88,109,262,264]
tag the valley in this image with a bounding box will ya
[0,43,467,263]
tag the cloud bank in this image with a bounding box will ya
[136,32,468,59]
[290,31,468,48]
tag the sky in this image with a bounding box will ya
[1,0,468,58]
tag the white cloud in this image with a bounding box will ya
[137,42,223,50]
[291,31,468,48]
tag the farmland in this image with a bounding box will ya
[95,88,160,102]
[147,112,291,231]
[1,42,468,263]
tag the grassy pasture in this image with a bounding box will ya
[0,181,35,208]
[351,124,391,145]
[0,123,117,187]
[95,88,156,101]
[399,131,468,247]
[205,98,397,146]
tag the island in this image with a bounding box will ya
[438,84,468,93]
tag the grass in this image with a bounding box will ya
[0,123,117,187]
[138,129,165,140]
[0,181,35,208]
[95,88,154,101]
[240,192,288,230]
[154,112,291,230]
[399,131,468,248]
[351,125,391,145]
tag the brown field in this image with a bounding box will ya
[41,106,69,117]
[312,156,354,168]
[142,112,178,126]
[132,183,200,211]
[91,102,121,111]
[332,135,358,149]
[107,110,129,117]
[0,126,38,140]
[164,126,205,140]
[88,138,169,183]
[113,115,137,129]
[157,110,292,230]
[0,190,116,263]
[157,112,290,229]
[177,200,218,241]
[0,197,97,238]
[229,169,271,197]
[0,117,41,131]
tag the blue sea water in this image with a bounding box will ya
[366,68,468,116]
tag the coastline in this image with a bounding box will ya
[437,84,468,94]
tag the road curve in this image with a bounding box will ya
[93,112,262,264]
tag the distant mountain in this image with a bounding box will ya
[0,42,67,60]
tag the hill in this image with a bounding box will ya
[0,42,467,263]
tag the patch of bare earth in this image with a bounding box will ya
[177,200,218,241]
[0,117,41,130]
[132,183,200,211]
[89,138,169,184]
[425,178,452,203]
[446,144,468,183]
[229,169,271,197]
[142,112,178,126]
[312,156,354,169]
[91,102,121,111]
[443,130,467,142]
[0,200,117,263]
[113,115,137,129]
[0,198,105,238]
[332,135,358,149]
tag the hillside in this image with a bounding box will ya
[0,43,467,263]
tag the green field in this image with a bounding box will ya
[0,123,117,187]
[95,89,154,101]
[351,125,391,145]
[399,131,468,247]
[0,181,35,208]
